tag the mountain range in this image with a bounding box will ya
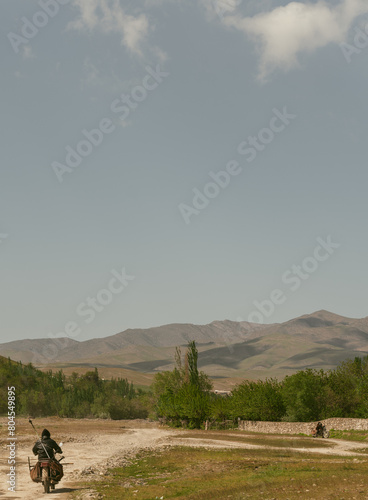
[1,310,368,387]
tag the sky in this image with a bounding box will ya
[1,0,368,344]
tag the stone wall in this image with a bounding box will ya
[238,418,368,435]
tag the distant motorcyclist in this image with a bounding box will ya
[312,421,329,438]
[316,422,323,436]
[32,429,62,460]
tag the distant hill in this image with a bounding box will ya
[196,310,368,380]
[0,320,266,365]
[1,310,368,383]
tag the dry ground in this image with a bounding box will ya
[1,418,368,499]
[0,418,172,500]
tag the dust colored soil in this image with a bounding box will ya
[0,417,172,500]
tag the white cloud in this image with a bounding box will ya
[200,0,241,20]
[223,0,368,81]
[200,0,273,21]
[69,0,149,57]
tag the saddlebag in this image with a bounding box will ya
[50,459,64,482]
[30,462,42,482]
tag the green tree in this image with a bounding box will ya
[326,356,368,418]
[231,379,285,421]
[281,369,328,422]
[152,341,213,428]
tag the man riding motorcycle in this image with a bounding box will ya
[31,428,64,493]
[312,422,329,438]
[32,428,62,459]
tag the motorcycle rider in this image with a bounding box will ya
[316,422,323,436]
[32,429,62,460]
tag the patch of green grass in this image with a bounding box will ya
[72,446,368,500]
[329,429,368,441]
[350,447,368,454]
[253,463,286,478]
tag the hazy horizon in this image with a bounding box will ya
[0,307,366,344]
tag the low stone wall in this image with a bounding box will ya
[238,418,368,435]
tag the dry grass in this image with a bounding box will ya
[74,446,368,499]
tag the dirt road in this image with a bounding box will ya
[1,418,367,500]
[0,419,174,500]
[171,434,368,456]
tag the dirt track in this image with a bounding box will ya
[171,435,368,456]
[1,418,367,499]
[0,419,174,500]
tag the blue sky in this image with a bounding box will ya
[1,0,368,343]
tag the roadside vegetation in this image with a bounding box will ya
[1,343,368,425]
[152,343,368,428]
[328,429,368,441]
[0,357,149,419]
[75,445,368,500]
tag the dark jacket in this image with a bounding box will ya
[32,437,62,460]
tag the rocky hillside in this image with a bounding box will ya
[1,310,367,380]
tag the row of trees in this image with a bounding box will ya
[2,344,368,426]
[153,343,368,427]
[0,357,148,419]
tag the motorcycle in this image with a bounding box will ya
[312,423,329,438]
[29,453,65,494]
[40,454,64,494]
[28,420,65,494]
